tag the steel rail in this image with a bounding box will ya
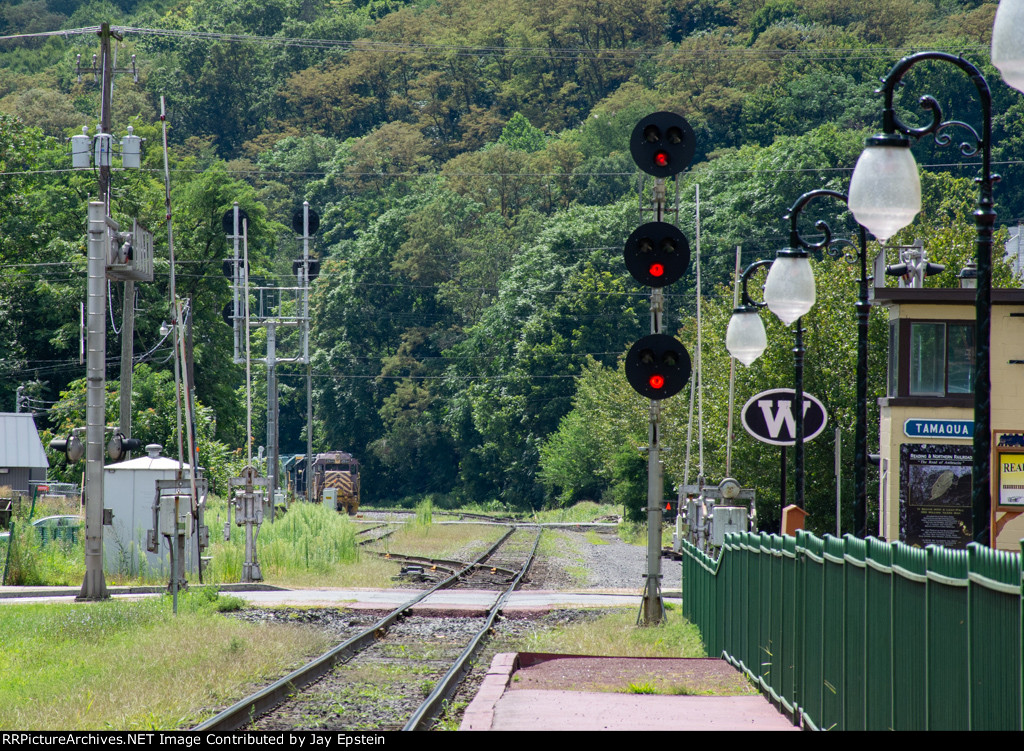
[360,507,519,524]
[355,524,398,546]
[403,526,543,731]
[192,527,516,731]
[369,550,520,579]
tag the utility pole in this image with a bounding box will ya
[294,203,319,502]
[224,203,319,508]
[81,23,117,602]
[76,23,148,601]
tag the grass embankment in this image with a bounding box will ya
[0,588,333,730]
[529,501,620,524]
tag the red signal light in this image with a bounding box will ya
[649,263,665,277]
[649,374,665,390]
[654,150,670,168]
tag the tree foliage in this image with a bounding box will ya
[1,0,1020,514]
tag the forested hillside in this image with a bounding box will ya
[0,0,1019,532]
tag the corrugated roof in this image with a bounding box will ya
[0,413,49,469]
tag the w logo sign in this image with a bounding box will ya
[741,388,828,446]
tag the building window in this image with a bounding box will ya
[909,322,945,395]
[891,319,975,398]
[946,324,975,394]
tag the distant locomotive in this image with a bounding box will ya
[311,451,360,514]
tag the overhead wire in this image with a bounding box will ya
[0,24,987,64]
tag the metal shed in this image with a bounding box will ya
[103,444,199,578]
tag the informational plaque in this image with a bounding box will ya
[998,451,1024,506]
[899,443,972,549]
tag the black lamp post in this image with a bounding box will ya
[726,258,811,510]
[728,190,871,532]
[848,52,996,545]
[781,190,870,536]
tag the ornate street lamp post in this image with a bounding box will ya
[780,190,871,536]
[728,190,871,533]
[848,52,995,545]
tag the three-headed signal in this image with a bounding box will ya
[624,112,695,401]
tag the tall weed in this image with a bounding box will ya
[413,498,433,534]
[206,501,358,582]
[2,523,83,586]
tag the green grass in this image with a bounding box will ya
[0,589,333,730]
[537,530,589,586]
[507,605,707,659]
[413,498,433,532]
[617,521,647,545]
[529,501,620,524]
[627,681,658,694]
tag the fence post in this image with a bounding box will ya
[864,537,893,730]
[925,543,969,730]
[967,543,1022,730]
[891,543,927,729]
[821,535,845,730]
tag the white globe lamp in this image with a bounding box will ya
[848,136,921,244]
[764,251,816,326]
[993,0,1024,94]
[726,309,768,366]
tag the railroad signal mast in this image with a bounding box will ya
[626,112,695,626]
[223,202,319,501]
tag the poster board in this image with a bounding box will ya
[899,443,972,549]
[995,431,1024,508]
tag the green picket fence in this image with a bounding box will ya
[679,531,1024,730]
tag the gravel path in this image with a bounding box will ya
[526,527,682,592]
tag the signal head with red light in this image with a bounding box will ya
[630,112,695,178]
[625,334,691,400]
[624,222,690,287]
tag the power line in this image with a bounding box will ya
[0,24,990,66]
[9,158,1024,182]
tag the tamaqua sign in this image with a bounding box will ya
[741,388,828,447]
[904,418,974,439]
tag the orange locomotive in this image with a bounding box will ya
[311,451,360,514]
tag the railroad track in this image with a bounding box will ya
[354,522,398,546]
[193,525,541,732]
[360,508,520,525]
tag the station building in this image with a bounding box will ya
[875,284,1024,550]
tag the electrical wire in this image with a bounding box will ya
[0,24,991,65]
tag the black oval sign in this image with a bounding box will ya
[741,388,828,447]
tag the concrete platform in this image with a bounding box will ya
[461,653,799,731]
[0,584,652,613]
